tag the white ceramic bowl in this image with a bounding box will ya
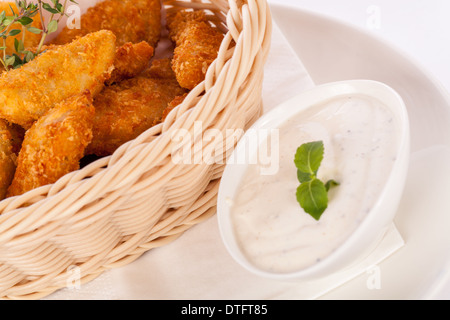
[217,80,410,281]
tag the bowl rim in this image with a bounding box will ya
[217,79,411,280]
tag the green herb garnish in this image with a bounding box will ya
[294,141,339,220]
[0,0,77,71]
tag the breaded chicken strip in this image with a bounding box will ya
[52,0,161,48]
[167,10,224,90]
[166,10,205,43]
[160,93,188,123]
[0,119,24,200]
[0,30,116,129]
[106,41,155,85]
[28,40,154,86]
[7,91,95,197]
[0,2,42,56]
[86,59,187,157]
[139,57,174,79]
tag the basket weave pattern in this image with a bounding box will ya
[0,0,272,299]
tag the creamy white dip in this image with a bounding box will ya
[230,95,400,273]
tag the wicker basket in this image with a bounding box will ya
[0,0,272,299]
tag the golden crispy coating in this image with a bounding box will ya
[0,119,24,200]
[52,0,162,48]
[86,59,187,157]
[106,41,155,85]
[29,41,154,86]
[140,58,174,80]
[6,91,95,197]
[166,10,205,43]
[167,10,224,90]
[0,2,43,56]
[140,58,176,80]
[0,30,116,129]
[160,93,188,123]
[26,43,61,54]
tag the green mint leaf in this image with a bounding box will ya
[325,179,340,192]
[297,169,312,183]
[294,140,339,220]
[296,179,328,221]
[294,141,324,176]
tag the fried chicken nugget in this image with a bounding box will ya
[167,10,224,90]
[106,41,155,85]
[86,59,187,157]
[0,119,24,200]
[29,40,154,86]
[139,57,174,79]
[0,2,43,56]
[0,30,116,129]
[6,91,95,197]
[160,93,188,123]
[53,0,161,48]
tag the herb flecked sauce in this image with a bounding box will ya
[230,95,400,273]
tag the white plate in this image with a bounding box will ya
[270,3,450,299]
[46,3,450,300]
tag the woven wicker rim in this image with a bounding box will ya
[0,0,272,299]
